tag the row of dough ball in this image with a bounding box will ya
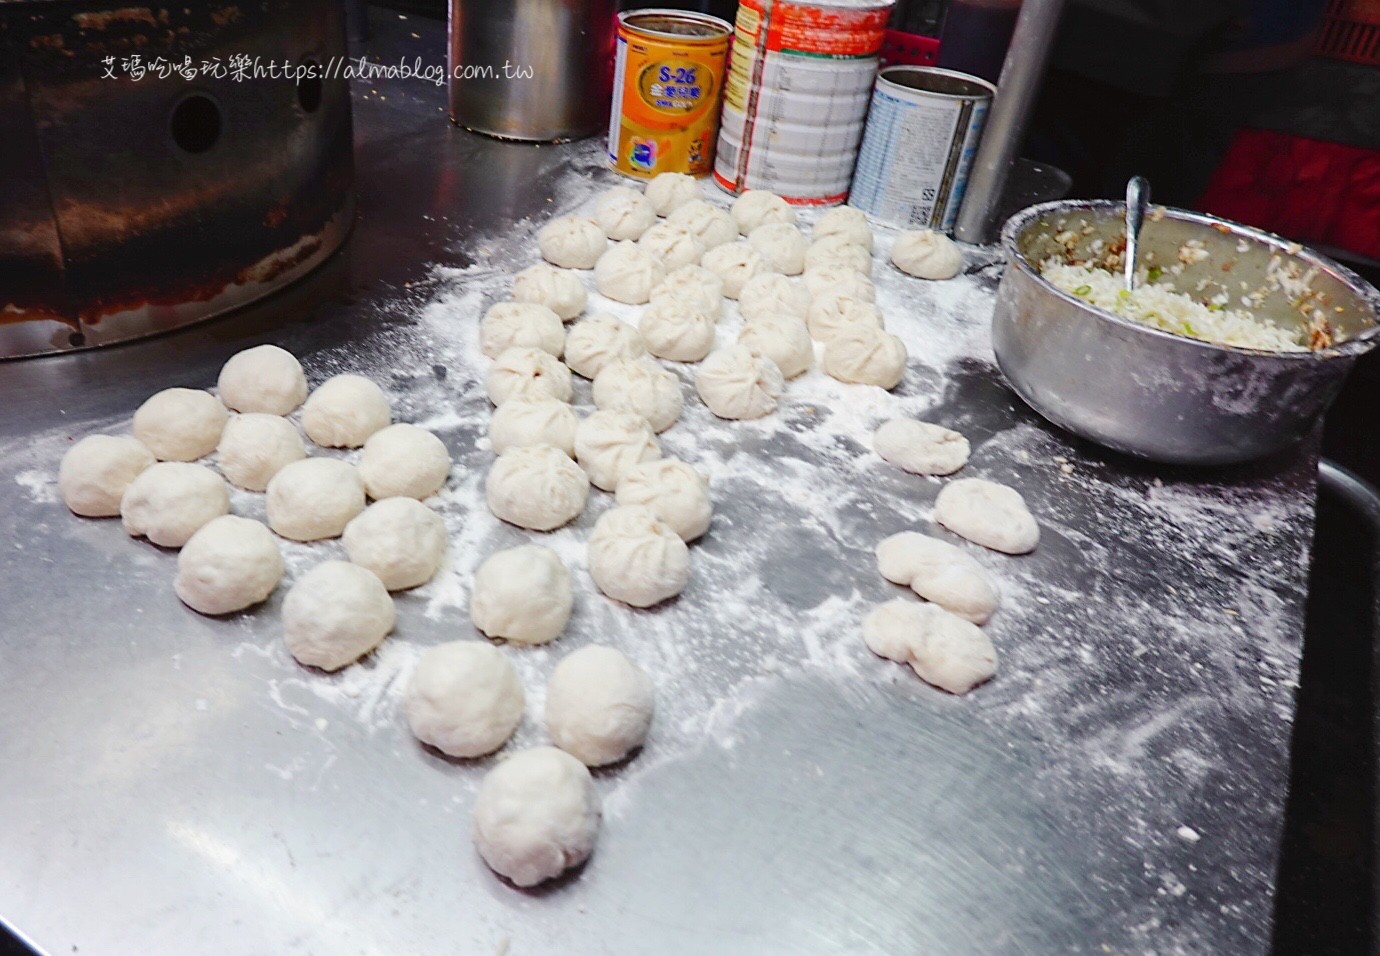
[859,417,1041,694]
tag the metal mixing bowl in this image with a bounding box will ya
[992,200,1380,465]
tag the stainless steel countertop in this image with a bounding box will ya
[0,12,1316,955]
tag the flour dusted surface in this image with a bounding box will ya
[0,140,1315,954]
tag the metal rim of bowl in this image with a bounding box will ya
[1000,199,1380,362]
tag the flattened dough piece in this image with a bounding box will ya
[934,477,1039,555]
[875,531,999,624]
[873,419,970,476]
[862,598,997,695]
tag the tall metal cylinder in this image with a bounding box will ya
[448,0,617,142]
[952,0,1065,244]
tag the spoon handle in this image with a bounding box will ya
[1124,176,1150,292]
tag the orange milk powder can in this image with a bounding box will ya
[607,9,733,179]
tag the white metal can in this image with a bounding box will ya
[713,0,894,205]
[847,66,997,232]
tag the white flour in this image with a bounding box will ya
[7,144,1315,952]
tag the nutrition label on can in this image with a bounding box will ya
[849,82,986,230]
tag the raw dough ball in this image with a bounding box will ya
[666,199,737,250]
[471,544,573,644]
[480,302,564,359]
[588,505,691,607]
[175,515,283,615]
[359,423,450,500]
[133,388,228,462]
[594,241,666,305]
[803,265,876,302]
[639,297,716,362]
[739,315,813,378]
[301,374,391,449]
[490,399,578,456]
[731,189,796,234]
[217,413,306,491]
[564,313,647,379]
[863,598,997,694]
[265,457,365,541]
[487,347,574,406]
[696,346,784,420]
[538,216,607,270]
[747,222,808,275]
[701,242,770,299]
[614,458,712,541]
[737,272,810,322]
[120,462,229,547]
[822,324,907,389]
[934,478,1039,554]
[650,264,723,319]
[473,746,600,887]
[806,234,872,275]
[514,263,587,321]
[59,435,154,517]
[807,296,885,343]
[638,220,705,271]
[644,172,699,215]
[592,358,682,433]
[406,641,524,758]
[574,410,661,492]
[487,444,589,530]
[546,645,655,766]
[876,531,999,624]
[892,229,963,280]
[815,206,873,251]
[873,419,970,476]
[342,496,447,590]
[282,560,394,671]
[595,185,657,240]
[217,344,308,415]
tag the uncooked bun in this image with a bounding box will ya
[406,640,524,757]
[594,241,665,305]
[538,216,607,270]
[513,263,587,321]
[591,358,682,433]
[120,461,229,547]
[563,314,647,379]
[486,347,573,406]
[588,505,690,607]
[282,560,394,671]
[470,544,573,644]
[59,435,154,517]
[175,515,283,615]
[486,444,589,531]
[359,423,450,500]
[695,346,784,420]
[217,345,307,415]
[891,229,963,280]
[301,374,391,449]
[216,414,306,491]
[614,458,712,541]
[341,496,447,590]
[546,645,655,766]
[473,746,600,886]
[265,457,365,541]
[133,388,227,462]
[480,302,564,359]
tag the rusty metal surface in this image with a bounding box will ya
[0,0,355,356]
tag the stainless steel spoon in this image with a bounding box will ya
[1124,176,1150,291]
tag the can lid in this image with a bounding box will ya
[878,65,998,100]
[619,9,733,39]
